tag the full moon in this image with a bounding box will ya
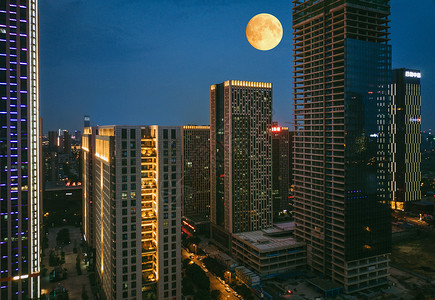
[246,13,283,51]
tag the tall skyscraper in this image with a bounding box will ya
[0,1,40,299]
[390,69,421,211]
[85,125,182,300]
[293,0,392,292]
[271,123,290,221]
[210,80,273,250]
[181,125,210,234]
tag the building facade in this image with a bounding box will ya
[141,126,182,300]
[292,0,392,293]
[181,125,210,235]
[390,69,421,210]
[271,124,290,221]
[210,80,273,250]
[0,1,40,299]
[82,126,97,264]
[86,125,182,300]
[94,126,142,300]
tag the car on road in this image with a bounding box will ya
[190,254,194,259]
[225,287,231,293]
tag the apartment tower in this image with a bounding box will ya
[89,125,182,300]
[181,125,210,234]
[141,126,182,300]
[390,69,421,210]
[293,0,392,292]
[0,1,40,299]
[210,80,273,250]
[82,126,97,266]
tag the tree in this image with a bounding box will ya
[56,228,71,246]
[81,286,89,300]
[182,277,195,296]
[210,290,221,300]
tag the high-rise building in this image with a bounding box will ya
[48,131,58,151]
[210,80,273,250]
[62,130,71,155]
[390,69,421,211]
[292,0,392,293]
[0,1,40,299]
[181,125,210,235]
[82,126,97,266]
[86,125,182,300]
[84,115,91,128]
[271,123,290,221]
[141,126,182,300]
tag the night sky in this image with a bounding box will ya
[40,0,435,133]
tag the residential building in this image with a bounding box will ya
[0,1,41,299]
[87,125,182,300]
[181,125,210,235]
[82,126,97,265]
[390,68,422,210]
[292,0,392,293]
[210,80,273,251]
[141,126,182,300]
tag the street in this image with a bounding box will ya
[182,248,240,299]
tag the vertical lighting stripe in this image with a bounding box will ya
[100,161,104,275]
[28,0,40,298]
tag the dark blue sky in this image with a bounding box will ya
[40,0,435,133]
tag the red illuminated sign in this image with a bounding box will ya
[271,127,281,132]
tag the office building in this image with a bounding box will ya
[271,123,290,221]
[390,68,422,211]
[293,0,392,292]
[0,1,40,299]
[87,125,181,300]
[210,80,273,250]
[181,125,210,235]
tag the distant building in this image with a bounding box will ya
[63,130,72,154]
[391,68,422,210]
[271,123,290,221]
[210,80,273,251]
[84,115,91,128]
[48,130,58,151]
[86,125,182,300]
[181,125,210,235]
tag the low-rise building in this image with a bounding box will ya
[231,223,306,278]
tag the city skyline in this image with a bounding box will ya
[40,0,435,132]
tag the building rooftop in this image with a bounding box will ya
[233,228,304,252]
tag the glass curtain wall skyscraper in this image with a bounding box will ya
[293,0,391,293]
[0,1,40,299]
